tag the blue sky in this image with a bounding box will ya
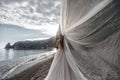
[0,0,60,35]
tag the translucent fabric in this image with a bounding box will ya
[45,0,120,80]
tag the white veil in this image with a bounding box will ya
[45,0,120,80]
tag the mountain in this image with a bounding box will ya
[0,24,50,48]
[5,37,56,50]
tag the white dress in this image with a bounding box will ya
[45,49,75,80]
[45,37,87,80]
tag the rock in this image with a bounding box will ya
[5,43,12,49]
[12,37,56,50]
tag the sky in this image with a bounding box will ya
[0,0,60,35]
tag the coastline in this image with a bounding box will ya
[0,50,55,80]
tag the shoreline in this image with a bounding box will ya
[5,57,53,80]
[0,51,55,80]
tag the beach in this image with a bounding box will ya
[0,51,55,80]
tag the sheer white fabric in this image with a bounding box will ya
[45,0,120,80]
[45,41,87,80]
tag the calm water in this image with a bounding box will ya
[0,48,51,61]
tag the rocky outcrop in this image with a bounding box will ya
[5,43,13,49]
[5,37,56,50]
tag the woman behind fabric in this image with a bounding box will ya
[45,36,84,80]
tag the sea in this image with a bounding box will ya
[0,24,56,61]
[0,48,52,61]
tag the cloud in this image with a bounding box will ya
[0,0,60,34]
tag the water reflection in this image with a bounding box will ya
[5,49,9,60]
[0,49,51,61]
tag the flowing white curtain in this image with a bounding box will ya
[45,0,120,80]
